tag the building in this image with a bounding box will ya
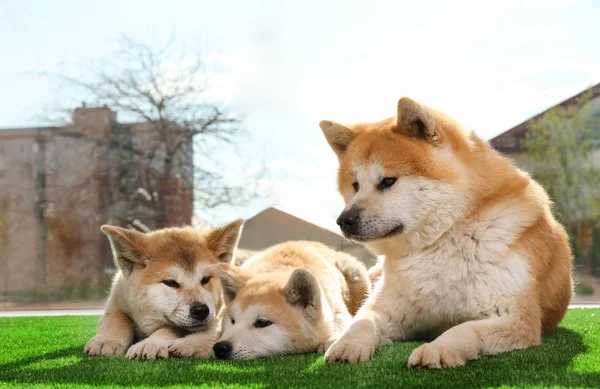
[489,83,600,226]
[238,207,377,266]
[490,83,600,159]
[490,83,600,296]
[0,106,193,298]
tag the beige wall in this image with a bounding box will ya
[44,135,107,290]
[0,134,40,293]
[0,131,110,294]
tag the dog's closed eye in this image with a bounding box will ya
[161,279,180,288]
[377,177,397,190]
[254,319,272,328]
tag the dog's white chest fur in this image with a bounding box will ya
[387,220,532,336]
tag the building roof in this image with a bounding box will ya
[246,206,343,236]
[0,126,56,140]
[490,82,600,153]
[237,206,376,264]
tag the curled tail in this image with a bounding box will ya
[367,260,383,287]
[334,252,371,316]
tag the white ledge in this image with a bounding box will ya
[0,304,599,317]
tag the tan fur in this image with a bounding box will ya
[319,97,573,368]
[211,241,370,359]
[233,249,260,266]
[84,220,243,360]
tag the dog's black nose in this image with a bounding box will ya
[189,303,210,321]
[336,209,360,232]
[213,341,233,359]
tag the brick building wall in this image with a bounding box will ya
[0,107,193,296]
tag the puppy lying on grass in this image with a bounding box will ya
[210,241,370,360]
[84,220,243,360]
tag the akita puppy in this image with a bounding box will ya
[84,220,243,360]
[210,241,370,360]
[319,97,573,368]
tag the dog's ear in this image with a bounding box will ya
[100,225,149,277]
[206,219,244,263]
[319,120,356,158]
[209,263,253,303]
[283,269,322,323]
[395,97,439,144]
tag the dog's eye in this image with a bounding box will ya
[254,319,272,328]
[161,279,180,288]
[201,276,211,285]
[377,177,397,190]
[352,182,359,192]
[231,317,235,325]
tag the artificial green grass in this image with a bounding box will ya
[0,309,599,389]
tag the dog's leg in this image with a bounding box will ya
[325,281,406,363]
[408,303,541,369]
[168,325,221,358]
[125,327,181,361]
[84,312,135,356]
[318,310,352,354]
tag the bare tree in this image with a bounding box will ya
[44,36,264,230]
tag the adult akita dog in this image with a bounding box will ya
[210,241,370,360]
[319,97,573,368]
[84,220,243,360]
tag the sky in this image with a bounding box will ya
[1,0,599,231]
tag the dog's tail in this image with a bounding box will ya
[333,251,371,316]
[367,260,383,287]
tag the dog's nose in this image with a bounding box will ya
[213,341,233,359]
[336,209,360,232]
[189,303,210,321]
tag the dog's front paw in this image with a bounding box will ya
[408,343,466,369]
[125,340,170,361]
[324,336,375,363]
[168,338,212,358]
[84,336,128,356]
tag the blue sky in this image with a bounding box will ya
[1,0,599,230]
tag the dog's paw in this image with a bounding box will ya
[168,339,212,358]
[408,343,466,369]
[324,336,375,364]
[125,340,170,361]
[84,336,128,356]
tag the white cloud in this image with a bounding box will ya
[516,0,576,9]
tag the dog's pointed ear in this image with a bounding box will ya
[396,97,439,144]
[206,219,244,263]
[319,120,356,158]
[100,225,149,277]
[209,263,253,303]
[283,269,322,323]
